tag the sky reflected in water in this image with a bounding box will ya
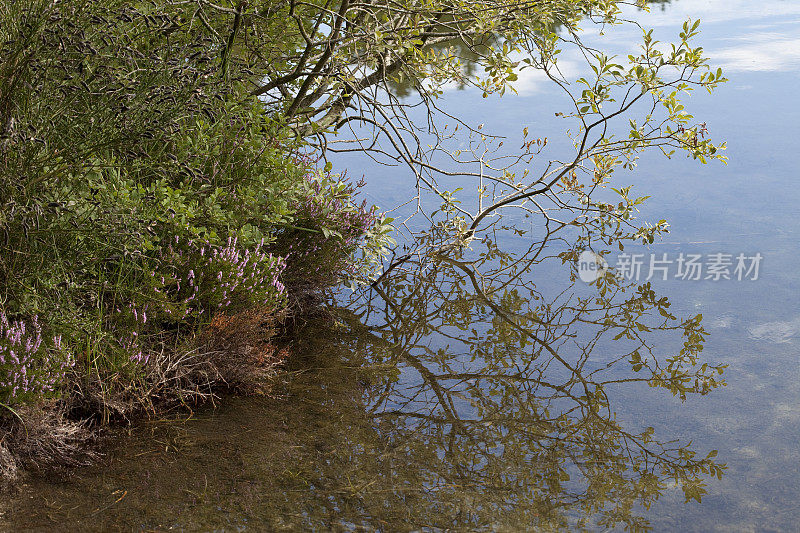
[1,1,798,531]
[339,0,800,529]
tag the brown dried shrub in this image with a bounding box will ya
[200,307,290,393]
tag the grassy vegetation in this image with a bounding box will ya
[0,0,384,479]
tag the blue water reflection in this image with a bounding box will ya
[334,0,800,529]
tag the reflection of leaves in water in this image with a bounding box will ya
[1,247,724,531]
[2,199,727,531]
[390,34,497,97]
[330,217,726,530]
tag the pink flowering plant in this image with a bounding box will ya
[108,235,289,366]
[271,170,378,287]
[0,312,74,406]
[153,235,288,317]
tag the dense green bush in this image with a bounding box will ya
[0,1,379,407]
[270,171,379,288]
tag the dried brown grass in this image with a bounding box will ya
[0,306,291,485]
[0,404,96,483]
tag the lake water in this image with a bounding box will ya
[2,0,799,531]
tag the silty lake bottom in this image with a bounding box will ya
[3,0,800,530]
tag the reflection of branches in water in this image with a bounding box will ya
[2,230,723,531]
[335,216,725,529]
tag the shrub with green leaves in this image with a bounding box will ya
[270,170,379,288]
[0,0,379,407]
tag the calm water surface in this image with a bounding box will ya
[2,0,800,531]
